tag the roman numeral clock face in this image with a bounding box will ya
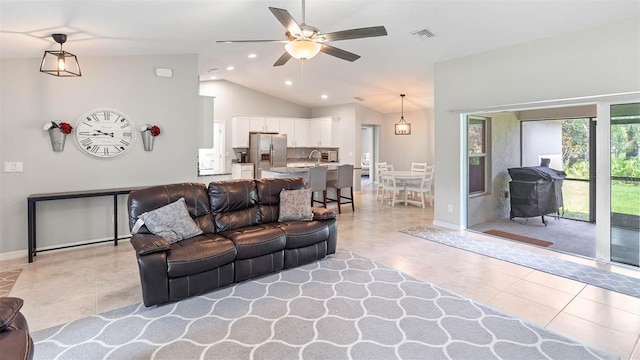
[74,109,136,159]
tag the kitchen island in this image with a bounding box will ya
[261,164,339,183]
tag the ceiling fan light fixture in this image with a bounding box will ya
[395,94,411,135]
[285,40,321,60]
[40,33,81,77]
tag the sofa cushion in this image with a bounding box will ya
[0,297,23,331]
[209,179,260,231]
[133,197,203,243]
[278,221,330,249]
[220,226,286,260]
[166,234,237,278]
[128,183,215,234]
[256,178,307,223]
[279,188,313,222]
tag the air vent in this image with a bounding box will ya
[411,27,436,38]
[353,96,365,101]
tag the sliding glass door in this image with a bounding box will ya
[610,103,640,267]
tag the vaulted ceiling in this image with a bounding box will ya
[1,1,637,113]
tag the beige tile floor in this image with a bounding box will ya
[2,182,640,359]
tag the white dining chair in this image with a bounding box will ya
[411,162,427,173]
[405,165,434,207]
[375,162,388,202]
[380,172,405,207]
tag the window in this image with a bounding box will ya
[468,116,489,194]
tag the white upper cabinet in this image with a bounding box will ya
[309,117,338,147]
[280,118,309,147]
[250,116,279,133]
[231,116,251,148]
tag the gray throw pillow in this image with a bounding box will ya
[136,197,203,243]
[279,188,313,222]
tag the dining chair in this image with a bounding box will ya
[326,164,354,214]
[405,165,434,207]
[380,172,405,207]
[308,165,328,208]
[411,162,427,173]
[375,162,388,202]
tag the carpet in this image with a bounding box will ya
[0,269,21,297]
[402,225,640,299]
[32,251,616,360]
[484,229,553,247]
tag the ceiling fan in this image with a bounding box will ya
[217,0,387,66]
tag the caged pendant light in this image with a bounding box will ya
[394,94,411,135]
[40,34,81,77]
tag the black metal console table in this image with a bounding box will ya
[27,187,144,263]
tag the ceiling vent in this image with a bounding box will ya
[353,96,365,101]
[411,27,436,39]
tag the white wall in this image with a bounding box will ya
[433,17,640,228]
[381,109,434,171]
[0,55,200,256]
[522,121,563,167]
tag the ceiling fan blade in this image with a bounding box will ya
[273,52,292,67]
[320,44,360,62]
[216,40,284,43]
[269,7,302,37]
[321,26,388,42]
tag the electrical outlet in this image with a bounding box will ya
[3,162,23,173]
[447,204,453,212]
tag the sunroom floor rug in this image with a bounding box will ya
[33,250,616,360]
[402,225,640,299]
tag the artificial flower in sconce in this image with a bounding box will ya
[140,124,161,151]
[43,121,73,152]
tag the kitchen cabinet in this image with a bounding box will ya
[250,117,279,133]
[279,118,309,147]
[232,163,254,179]
[309,116,338,147]
[231,116,251,148]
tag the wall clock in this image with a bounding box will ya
[74,108,136,159]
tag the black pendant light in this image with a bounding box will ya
[40,34,82,77]
[395,94,411,135]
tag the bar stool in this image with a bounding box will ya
[327,164,354,214]
[308,165,328,208]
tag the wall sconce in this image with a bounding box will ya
[40,34,82,77]
[395,94,411,135]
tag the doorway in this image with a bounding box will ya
[361,125,379,186]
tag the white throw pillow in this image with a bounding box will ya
[279,188,313,222]
[133,197,203,243]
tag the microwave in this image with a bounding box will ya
[321,151,338,162]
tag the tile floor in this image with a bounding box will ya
[2,182,640,359]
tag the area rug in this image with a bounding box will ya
[402,225,640,299]
[0,269,22,297]
[484,229,553,247]
[32,251,615,360]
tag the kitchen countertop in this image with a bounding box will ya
[270,164,340,174]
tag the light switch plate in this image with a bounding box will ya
[3,162,23,172]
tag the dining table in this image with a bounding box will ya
[381,170,424,206]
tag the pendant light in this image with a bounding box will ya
[395,94,411,135]
[40,34,82,77]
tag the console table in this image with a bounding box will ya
[27,187,144,263]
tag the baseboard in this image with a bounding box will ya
[0,250,27,261]
[431,220,461,231]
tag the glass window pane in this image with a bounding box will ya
[469,156,485,193]
[468,119,485,154]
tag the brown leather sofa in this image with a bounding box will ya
[0,297,34,360]
[128,177,337,307]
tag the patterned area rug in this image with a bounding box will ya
[0,269,22,297]
[402,225,640,299]
[33,251,616,360]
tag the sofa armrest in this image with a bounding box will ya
[131,233,171,256]
[312,207,336,220]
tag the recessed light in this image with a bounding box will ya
[226,66,235,71]
[321,94,328,99]
[248,54,257,59]
[285,80,293,86]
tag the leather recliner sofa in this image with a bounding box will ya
[0,297,34,360]
[128,177,337,307]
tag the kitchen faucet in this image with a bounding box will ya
[309,150,322,165]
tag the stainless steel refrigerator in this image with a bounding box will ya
[249,133,287,178]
